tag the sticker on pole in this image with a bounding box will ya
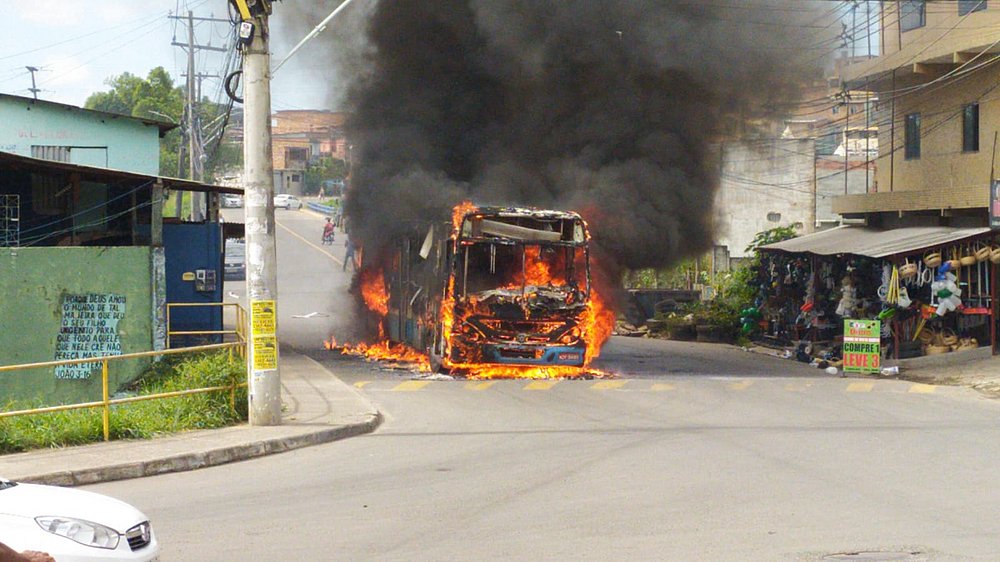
[843,319,880,374]
[251,299,276,336]
[253,335,278,371]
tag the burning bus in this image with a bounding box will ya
[354,202,613,376]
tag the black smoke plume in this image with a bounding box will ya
[337,0,827,277]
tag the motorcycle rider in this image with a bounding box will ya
[322,217,335,244]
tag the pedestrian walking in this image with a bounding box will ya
[343,235,356,272]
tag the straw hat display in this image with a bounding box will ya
[923,252,942,268]
[899,260,918,279]
[976,244,991,262]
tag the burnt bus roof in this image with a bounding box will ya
[457,205,588,245]
[467,206,583,221]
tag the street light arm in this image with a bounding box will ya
[272,0,357,75]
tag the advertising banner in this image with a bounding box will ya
[843,319,880,374]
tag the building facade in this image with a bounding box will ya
[271,109,348,195]
[837,1,1000,224]
[0,94,172,175]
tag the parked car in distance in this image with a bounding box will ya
[0,477,160,562]
[273,194,302,210]
[221,193,243,208]
[224,238,246,281]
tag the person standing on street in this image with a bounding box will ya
[343,234,356,272]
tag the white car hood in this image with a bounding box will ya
[0,482,149,532]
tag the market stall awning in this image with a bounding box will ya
[760,226,993,259]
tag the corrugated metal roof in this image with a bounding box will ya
[0,151,242,195]
[760,226,993,259]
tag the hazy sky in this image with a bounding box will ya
[0,0,349,111]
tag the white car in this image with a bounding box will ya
[0,478,160,561]
[273,194,302,210]
[220,194,243,208]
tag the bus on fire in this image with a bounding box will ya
[359,203,607,374]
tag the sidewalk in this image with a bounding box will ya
[0,351,381,486]
[747,341,1000,398]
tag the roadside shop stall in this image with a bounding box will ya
[756,226,998,362]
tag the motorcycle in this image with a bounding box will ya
[322,231,335,245]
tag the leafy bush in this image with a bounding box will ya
[0,352,247,454]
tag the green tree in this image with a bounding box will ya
[303,157,347,195]
[84,67,239,180]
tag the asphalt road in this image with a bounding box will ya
[88,207,1000,561]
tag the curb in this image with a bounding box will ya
[19,413,383,487]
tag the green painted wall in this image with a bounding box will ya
[0,247,152,405]
[0,95,161,175]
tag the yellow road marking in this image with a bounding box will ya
[651,383,675,392]
[465,381,496,391]
[524,380,557,390]
[908,383,936,394]
[728,380,754,390]
[784,382,811,392]
[846,382,874,393]
[392,380,431,392]
[276,219,344,266]
[353,381,371,389]
[591,380,627,390]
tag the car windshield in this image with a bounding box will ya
[0,479,16,490]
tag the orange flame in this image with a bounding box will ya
[360,269,389,317]
[452,200,478,234]
[513,246,567,287]
[580,287,614,364]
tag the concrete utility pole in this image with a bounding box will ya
[25,66,41,100]
[186,10,200,221]
[243,7,282,425]
[169,11,228,219]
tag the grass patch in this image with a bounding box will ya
[0,352,247,454]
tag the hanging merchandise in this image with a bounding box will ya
[739,307,763,335]
[932,270,962,316]
[836,275,858,317]
[960,245,977,267]
[975,243,990,263]
[990,245,1000,265]
[897,286,912,308]
[923,252,942,268]
[945,247,961,271]
[899,259,918,279]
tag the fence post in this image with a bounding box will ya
[102,360,110,441]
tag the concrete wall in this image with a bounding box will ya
[274,170,304,196]
[816,156,874,227]
[714,139,816,258]
[0,247,153,404]
[0,96,160,175]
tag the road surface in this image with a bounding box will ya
[89,208,1000,561]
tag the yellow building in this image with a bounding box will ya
[836,0,1000,225]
